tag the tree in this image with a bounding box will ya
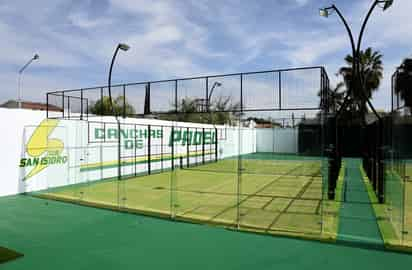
[159,96,240,125]
[90,96,136,116]
[208,96,240,125]
[394,58,412,111]
[338,47,383,118]
[320,82,345,113]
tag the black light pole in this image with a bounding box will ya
[107,43,130,195]
[18,54,39,108]
[108,43,130,115]
[320,0,393,117]
[320,0,394,203]
[208,81,222,102]
[205,81,222,112]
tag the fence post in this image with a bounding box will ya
[80,89,83,120]
[202,128,205,164]
[148,125,151,175]
[68,97,70,119]
[117,120,121,181]
[186,127,190,167]
[175,80,178,113]
[123,84,126,118]
[215,128,218,162]
[206,77,209,111]
[161,126,164,172]
[327,144,336,200]
[279,71,282,110]
[62,93,65,119]
[46,93,49,118]
[171,126,174,171]
[100,87,104,115]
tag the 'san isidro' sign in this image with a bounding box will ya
[20,119,68,181]
[93,126,217,149]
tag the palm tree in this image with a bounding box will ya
[320,82,345,112]
[339,47,383,118]
[160,96,240,124]
[394,58,412,111]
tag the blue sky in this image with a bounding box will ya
[0,0,411,111]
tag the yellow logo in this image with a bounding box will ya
[21,119,65,181]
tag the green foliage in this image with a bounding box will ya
[90,96,136,116]
[320,82,345,113]
[208,96,241,125]
[159,96,240,125]
[338,47,383,119]
[395,58,412,110]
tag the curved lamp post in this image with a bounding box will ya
[18,54,39,108]
[208,81,222,102]
[108,43,130,115]
[320,0,393,203]
[206,81,222,111]
[320,0,393,117]
[107,43,130,186]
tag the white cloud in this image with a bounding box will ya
[295,0,310,7]
[0,0,410,112]
[68,12,113,29]
[284,34,348,66]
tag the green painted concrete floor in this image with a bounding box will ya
[337,159,383,248]
[1,186,412,269]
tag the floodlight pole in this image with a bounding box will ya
[18,54,39,109]
[324,5,356,117]
[108,43,130,189]
[108,46,121,115]
[208,82,221,102]
[207,81,222,111]
[321,0,393,203]
[328,1,390,119]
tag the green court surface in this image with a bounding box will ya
[1,195,412,270]
[375,161,412,248]
[406,166,412,246]
[337,159,383,248]
[36,155,338,240]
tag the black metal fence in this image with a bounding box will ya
[46,66,330,119]
[381,66,412,246]
[40,66,344,240]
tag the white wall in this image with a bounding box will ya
[1,109,306,198]
[0,110,256,197]
[256,128,298,154]
[0,108,46,196]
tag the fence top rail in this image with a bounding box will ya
[46,66,328,95]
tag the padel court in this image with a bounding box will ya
[1,159,412,270]
[36,153,338,239]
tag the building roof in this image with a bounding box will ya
[0,100,62,112]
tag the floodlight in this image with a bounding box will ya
[319,8,329,17]
[33,54,39,60]
[118,43,130,51]
[383,0,393,11]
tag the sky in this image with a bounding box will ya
[0,0,411,111]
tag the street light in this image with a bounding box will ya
[118,43,130,51]
[18,54,40,108]
[319,0,394,116]
[383,0,394,11]
[107,43,130,185]
[319,0,394,204]
[319,8,330,18]
[208,81,222,102]
[108,43,130,115]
